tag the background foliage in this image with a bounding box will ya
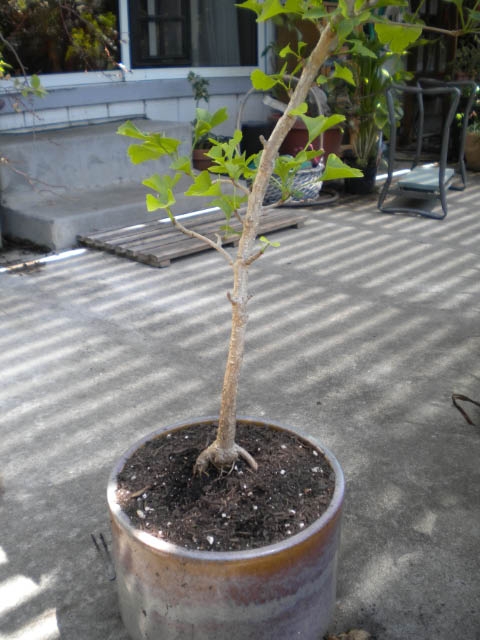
[0,0,118,75]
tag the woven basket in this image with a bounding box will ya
[263,164,324,204]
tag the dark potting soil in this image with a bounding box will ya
[116,421,335,552]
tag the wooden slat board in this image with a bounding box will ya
[78,208,306,267]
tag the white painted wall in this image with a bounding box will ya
[0,91,270,135]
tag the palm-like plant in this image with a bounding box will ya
[346,31,410,169]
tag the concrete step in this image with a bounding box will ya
[0,119,205,250]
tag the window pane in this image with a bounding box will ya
[139,0,182,18]
[129,0,257,68]
[139,21,186,59]
[193,0,240,66]
[131,0,191,66]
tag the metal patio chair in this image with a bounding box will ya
[378,81,476,220]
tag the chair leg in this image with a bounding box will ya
[449,165,467,191]
[377,179,390,212]
[378,203,446,219]
[378,190,447,220]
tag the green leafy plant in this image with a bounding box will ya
[187,71,230,151]
[65,9,117,70]
[465,93,480,134]
[341,30,412,169]
[118,0,476,474]
[453,35,480,79]
[188,71,210,108]
[0,0,117,74]
[468,119,480,134]
[0,31,46,111]
[454,85,480,132]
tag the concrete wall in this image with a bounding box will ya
[0,75,270,135]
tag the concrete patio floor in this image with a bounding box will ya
[1,177,480,640]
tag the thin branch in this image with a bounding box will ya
[244,247,265,266]
[262,198,289,212]
[421,25,464,37]
[169,215,234,266]
[0,32,29,80]
[358,0,472,38]
[0,156,68,195]
[233,209,245,227]
[216,177,251,197]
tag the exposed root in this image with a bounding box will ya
[327,631,371,640]
[194,441,258,476]
[237,445,258,471]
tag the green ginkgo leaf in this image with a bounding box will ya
[142,173,181,193]
[117,120,148,140]
[320,154,364,181]
[331,62,355,86]
[170,156,193,174]
[146,191,176,211]
[185,171,222,197]
[375,23,422,54]
[251,69,278,91]
[297,114,346,144]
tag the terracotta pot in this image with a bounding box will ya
[108,417,345,640]
[322,127,343,162]
[192,148,213,171]
[465,132,480,171]
[279,119,317,155]
[278,118,343,163]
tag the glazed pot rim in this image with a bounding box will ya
[107,416,344,562]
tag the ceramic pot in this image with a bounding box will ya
[465,132,480,171]
[108,417,344,640]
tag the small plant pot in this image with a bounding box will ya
[279,119,317,155]
[465,132,480,171]
[272,116,342,163]
[344,158,378,195]
[192,148,213,171]
[322,126,344,162]
[107,417,344,640]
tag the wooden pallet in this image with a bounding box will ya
[78,208,306,268]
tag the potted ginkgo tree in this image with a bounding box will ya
[107,1,473,639]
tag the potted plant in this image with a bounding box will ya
[187,71,230,171]
[109,3,433,639]
[343,31,410,194]
[270,79,344,162]
[453,82,480,170]
[453,34,480,81]
[465,115,480,170]
[263,19,344,162]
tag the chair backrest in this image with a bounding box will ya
[418,78,478,185]
[385,83,461,185]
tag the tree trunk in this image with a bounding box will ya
[194,22,339,473]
